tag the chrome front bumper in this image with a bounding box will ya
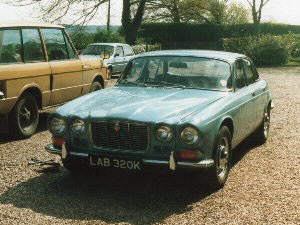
[45,144,214,170]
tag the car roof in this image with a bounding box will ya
[89,43,129,47]
[135,50,246,63]
[0,21,64,29]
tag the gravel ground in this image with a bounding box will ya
[0,67,299,225]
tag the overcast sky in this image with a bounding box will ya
[0,0,300,26]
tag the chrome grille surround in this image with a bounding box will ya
[90,120,150,151]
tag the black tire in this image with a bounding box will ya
[252,106,271,144]
[10,93,39,139]
[89,81,102,93]
[208,126,232,189]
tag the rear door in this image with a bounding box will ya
[41,28,83,105]
[232,59,257,143]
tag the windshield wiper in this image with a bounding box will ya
[144,80,186,89]
[116,80,143,86]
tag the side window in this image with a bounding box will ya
[124,45,134,56]
[243,59,255,85]
[41,29,68,61]
[0,29,22,64]
[22,29,45,62]
[63,32,77,59]
[235,60,246,90]
[115,46,124,57]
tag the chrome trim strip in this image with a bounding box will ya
[177,159,214,168]
[69,152,89,157]
[142,159,169,165]
[45,144,62,155]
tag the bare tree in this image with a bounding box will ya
[246,0,271,36]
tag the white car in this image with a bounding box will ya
[80,43,135,78]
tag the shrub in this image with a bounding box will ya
[223,35,292,66]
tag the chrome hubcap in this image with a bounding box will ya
[263,112,270,138]
[217,137,229,179]
[19,104,34,129]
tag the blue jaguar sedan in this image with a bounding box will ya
[45,50,273,189]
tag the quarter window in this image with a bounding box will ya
[42,29,68,61]
[22,29,45,62]
[243,59,255,85]
[235,60,246,89]
[0,29,22,64]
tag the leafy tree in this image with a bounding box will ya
[144,0,233,24]
[224,2,250,24]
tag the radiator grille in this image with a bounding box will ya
[91,121,149,151]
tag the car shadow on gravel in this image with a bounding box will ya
[0,168,218,224]
[0,136,260,224]
[0,112,49,144]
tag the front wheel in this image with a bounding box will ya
[89,81,102,93]
[208,126,232,189]
[10,93,39,139]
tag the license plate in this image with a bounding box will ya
[89,156,141,170]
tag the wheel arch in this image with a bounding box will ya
[19,86,42,110]
[92,74,104,89]
[220,117,234,139]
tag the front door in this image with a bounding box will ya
[41,28,83,105]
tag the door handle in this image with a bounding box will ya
[82,65,90,70]
[251,91,256,96]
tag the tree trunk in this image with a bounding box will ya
[122,0,146,45]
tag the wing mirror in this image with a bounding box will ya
[114,53,120,57]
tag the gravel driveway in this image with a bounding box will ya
[0,67,299,225]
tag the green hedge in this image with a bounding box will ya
[139,23,300,45]
[223,35,292,66]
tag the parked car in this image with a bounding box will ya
[0,22,108,138]
[45,50,273,189]
[80,43,134,78]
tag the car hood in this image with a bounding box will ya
[57,86,227,124]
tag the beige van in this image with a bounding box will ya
[0,22,108,138]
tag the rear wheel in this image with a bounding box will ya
[253,106,271,144]
[208,126,232,189]
[10,93,39,139]
[89,81,102,93]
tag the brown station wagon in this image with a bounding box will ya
[0,22,108,138]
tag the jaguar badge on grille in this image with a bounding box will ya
[113,123,121,132]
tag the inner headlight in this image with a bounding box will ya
[71,118,86,134]
[156,125,173,142]
[180,126,199,145]
[49,116,66,135]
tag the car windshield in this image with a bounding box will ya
[118,56,232,90]
[81,45,114,57]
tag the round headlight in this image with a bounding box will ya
[71,119,86,134]
[49,116,66,134]
[180,126,199,145]
[156,125,173,142]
